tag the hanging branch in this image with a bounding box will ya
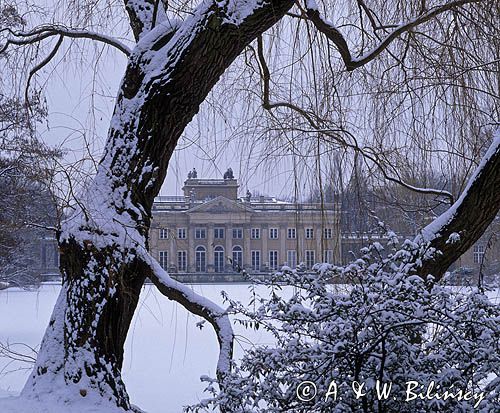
[304,0,483,71]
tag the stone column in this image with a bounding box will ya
[262,224,268,270]
[298,224,304,265]
[316,225,322,264]
[280,225,286,267]
[335,211,342,263]
[188,226,195,272]
[225,224,232,272]
[169,237,175,272]
[207,224,214,272]
[244,225,251,270]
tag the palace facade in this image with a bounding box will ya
[149,171,341,277]
[28,172,498,284]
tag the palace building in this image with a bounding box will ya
[149,169,341,280]
[30,171,498,285]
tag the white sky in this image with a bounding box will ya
[36,40,312,200]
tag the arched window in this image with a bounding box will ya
[195,246,206,272]
[232,245,243,271]
[214,246,225,273]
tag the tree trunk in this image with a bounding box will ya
[417,135,500,281]
[22,1,295,410]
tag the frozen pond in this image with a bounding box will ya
[0,283,277,412]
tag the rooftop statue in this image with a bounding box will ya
[223,167,234,180]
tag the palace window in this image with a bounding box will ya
[323,250,333,264]
[305,250,315,269]
[177,251,187,272]
[269,250,279,270]
[177,228,187,239]
[232,246,243,270]
[195,246,206,272]
[269,228,279,239]
[287,250,297,268]
[214,227,225,239]
[324,228,333,239]
[159,251,168,270]
[195,227,206,239]
[287,228,296,239]
[473,244,485,264]
[251,250,261,271]
[305,228,314,239]
[232,228,243,239]
[214,246,225,273]
[159,228,169,239]
[251,228,261,239]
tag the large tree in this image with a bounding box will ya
[0,0,498,410]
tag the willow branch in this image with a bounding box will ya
[256,35,454,202]
[25,35,64,106]
[305,0,483,71]
[1,25,131,56]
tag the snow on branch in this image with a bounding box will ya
[407,127,500,279]
[124,0,156,40]
[305,0,484,71]
[421,128,500,242]
[138,248,234,379]
[124,0,188,41]
[0,25,131,56]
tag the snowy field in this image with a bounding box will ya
[1,283,498,412]
[0,283,279,412]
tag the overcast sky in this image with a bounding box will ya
[36,38,320,200]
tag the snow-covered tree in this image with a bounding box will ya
[0,0,498,411]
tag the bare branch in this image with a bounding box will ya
[24,222,58,232]
[142,251,234,382]
[25,35,64,107]
[1,25,131,56]
[256,35,319,127]
[305,0,483,71]
[256,35,455,202]
[0,341,37,365]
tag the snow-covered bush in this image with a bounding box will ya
[189,235,500,412]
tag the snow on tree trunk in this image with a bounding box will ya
[21,0,295,409]
[417,130,500,281]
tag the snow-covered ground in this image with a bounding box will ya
[0,283,278,412]
[1,283,498,412]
